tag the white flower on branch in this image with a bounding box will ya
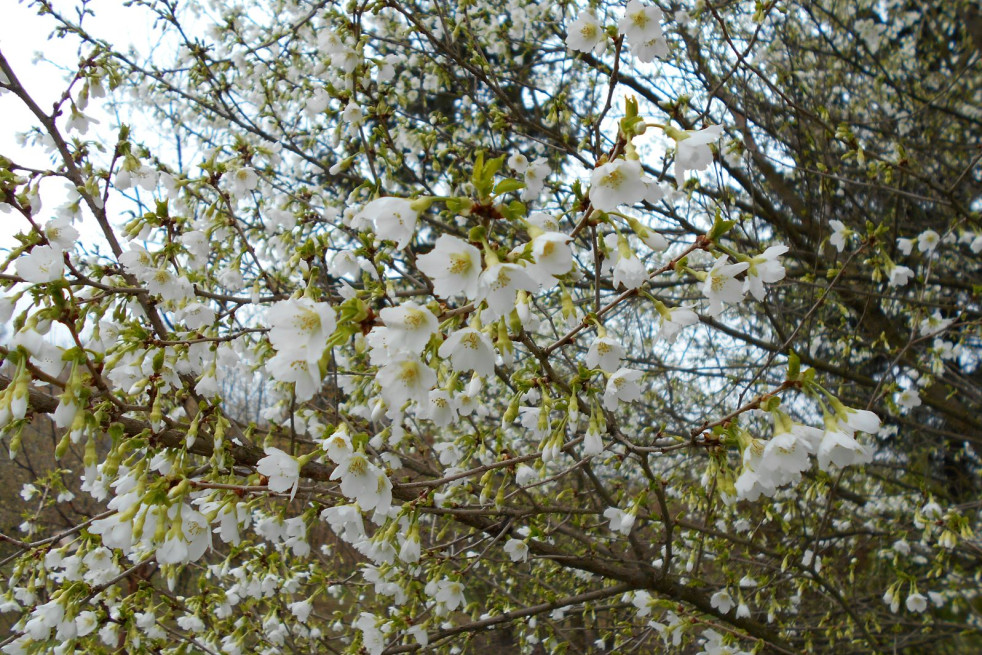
[817,420,872,471]
[619,1,667,62]
[702,255,749,316]
[655,304,699,343]
[355,197,419,250]
[672,125,722,187]
[367,301,439,360]
[590,159,646,212]
[257,447,301,498]
[266,347,323,401]
[16,245,64,283]
[504,538,529,562]
[743,244,789,301]
[603,506,636,535]
[376,355,436,414]
[603,368,643,410]
[267,298,337,352]
[522,157,552,201]
[478,262,539,319]
[585,335,625,372]
[44,217,79,251]
[417,234,482,300]
[566,12,606,55]
[438,327,496,377]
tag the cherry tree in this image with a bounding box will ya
[1,0,979,653]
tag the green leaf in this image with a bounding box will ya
[787,350,800,381]
[499,199,526,221]
[708,211,736,241]
[493,178,525,196]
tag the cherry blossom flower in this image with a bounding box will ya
[355,612,386,655]
[478,262,539,319]
[618,1,667,62]
[417,234,482,300]
[438,327,496,377]
[817,421,872,471]
[655,304,698,343]
[75,611,99,637]
[896,388,921,410]
[672,125,722,187]
[886,262,914,287]
[702,255,750,316]
[829,219,851,251]
[180,506,213,562]
[840,406,881,434]
[367,301,438,359]
[146,267,194,302]
[917,229,940,253]
[266,348,322,401]
[613,248,648,290]
[376,355,436,412]
[342,101,364,127]
[44,217,79,251]
[633,35,669,62]
[522,157,552,200]
[918,311,954,337]
[603,506,635,535]
[508,152,529,172]
[589,159,646,212]
[582,423,605,456]
[432,578,466,612]
[158,505,212,564]
[16,245,64,283]
[906,592,927,613]
[23,599,64,640]
[743,245,789,301]
[529,231,573,282]
[710,590,735,614]
[603,368,643,410]
[356,197,419,250]
[288,599,313,623]
[330,451,392,512]
[267,298,337,352]
[227,167,258,199]
[504,538,529,562]
[383,523,416,563]
[257,447,300,498]
[585,335,625,372]
[417,389,459,426]
[566,12,606,54]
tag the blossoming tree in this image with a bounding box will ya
[1,0,979,653]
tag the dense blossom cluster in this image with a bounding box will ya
[0,0,978,654]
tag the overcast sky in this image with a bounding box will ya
[0,0,157,250]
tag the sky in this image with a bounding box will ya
[0,0,157,250]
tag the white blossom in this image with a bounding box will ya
[702,256,749,316]
[603,506,635,535]
[417,235,482,300]
[590,159,646,212]
[16,245,64,283]
[566,12,606,54]
[673,125,722,187]
[438,327,496,377]
[585,335,625,372]
[257,447,301,498]
[356,197,419,250]
[603,368,643,410]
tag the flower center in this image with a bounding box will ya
[449,252,472,275]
